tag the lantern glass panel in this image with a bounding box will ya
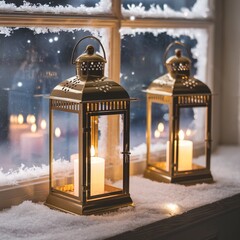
[89,114,123,197]
[52,110,79,197]
[176,106,207,171]
[149,102,169,171]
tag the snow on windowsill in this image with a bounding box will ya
[0,146,240,240]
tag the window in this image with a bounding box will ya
[0,0,215,199]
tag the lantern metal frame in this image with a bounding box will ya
[144,41,213,185]
[45,36,133,215]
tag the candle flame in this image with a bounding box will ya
[91,145,95,157]
[55,127,61,138]
[31,123,37,133]
[157,122,164,132]
[179,130,185,141]
[18,114,24,124]
[40,119,47,130]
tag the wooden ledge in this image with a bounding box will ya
[107,193,240,240]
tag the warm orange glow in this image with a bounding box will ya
[91,145,95,157]
[164,203,182,215]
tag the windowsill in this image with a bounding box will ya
[107,193,240,240]
[0,146,240,240]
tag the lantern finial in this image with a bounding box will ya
[86,45,95,55]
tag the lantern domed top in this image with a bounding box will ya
[50,36,129,102]
[166,49,191,79]
[146,41,211,96]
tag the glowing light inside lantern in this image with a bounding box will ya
[179,129,185,140]
[90,145,105,196]
[91,145,95,157]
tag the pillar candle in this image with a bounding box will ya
[166,130,193,171]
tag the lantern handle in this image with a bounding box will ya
[71,35,106,64]
[163,41,191,66]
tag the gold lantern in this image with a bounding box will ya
[45,36,133,215]
[144,41,213,184]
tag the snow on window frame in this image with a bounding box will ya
[122,0,213,19]
[0,0,112,15]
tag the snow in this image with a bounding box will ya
[0,0,111,15]
[0,146,240,240]
[122,0,212,19]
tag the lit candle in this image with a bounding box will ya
[90,145,105,196]
[166,130,193,171]
[70,146,105,197]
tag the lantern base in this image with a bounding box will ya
[45,192,133,215]
[144,167,213,185]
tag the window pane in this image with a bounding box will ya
[120,29,208,157]
[0,27,108,186]
[0,0,111,14]
[122,0,213,19]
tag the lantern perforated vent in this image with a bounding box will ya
[93,79,113,93]
[171,62,190,72]
[80,61,104,76]
[62,77,81,93]
[181,77,198,89]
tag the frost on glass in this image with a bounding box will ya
[0,0,111,15]
[120,28,208,158]
[122,0,213,19]
[0,27,108,186]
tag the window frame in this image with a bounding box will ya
[0,0,218,210]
